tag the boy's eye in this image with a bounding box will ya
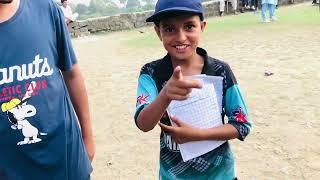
[185,24,195,30]
[164,27,175,32]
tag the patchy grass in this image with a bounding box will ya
[126,3,320,48]
[205,3,320,32]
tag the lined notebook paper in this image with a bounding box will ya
[167,75,225,162]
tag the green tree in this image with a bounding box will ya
[89,0,105,13]
[75,4,88,15]
[126,0,140,8]
[87,0,121,17]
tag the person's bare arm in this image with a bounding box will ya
[137,66,202,132]
[62,64,95,161]
[137,90,170,132]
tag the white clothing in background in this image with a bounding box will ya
[60,5,78,22]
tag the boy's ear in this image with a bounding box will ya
[200,20,207,32]
[154,26,162,41]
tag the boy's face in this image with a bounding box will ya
[155,14,206,62]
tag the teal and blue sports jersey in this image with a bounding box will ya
[0,0,92,179]
[135,48,252,179]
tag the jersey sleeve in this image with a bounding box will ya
[53,2,77,71]
[134,72,158,128]
[224,64,252,141]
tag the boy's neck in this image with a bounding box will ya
[0,0,20,23]
[171,53,204,76]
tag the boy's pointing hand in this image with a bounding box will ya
[161,66,202,101]
[173,65,184,80]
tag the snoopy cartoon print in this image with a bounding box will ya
[1,81,47,145]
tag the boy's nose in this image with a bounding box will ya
[175,29,187,42]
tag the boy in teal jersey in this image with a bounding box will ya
[134,0,252,179]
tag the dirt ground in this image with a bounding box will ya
[72,3,320,180]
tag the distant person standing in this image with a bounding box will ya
[60,0,78,25]
[312,0,319,5]
[219,0,238,16]
[250,0,258,11]
[261,0,278,23]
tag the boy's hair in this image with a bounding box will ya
[147,0,204,24]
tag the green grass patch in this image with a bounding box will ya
[205,4,320,32]
[125,3,320,48]
[126,31,160,48]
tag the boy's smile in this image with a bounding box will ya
[155,14,206,63]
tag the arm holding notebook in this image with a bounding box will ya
[137,66,202,132]
[159,72,251,144]
[159,116,238,144]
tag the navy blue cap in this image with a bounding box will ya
[146,0,204,22]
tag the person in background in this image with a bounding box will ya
[261,0,277,23]
[240,0,250,13]
[244,0,251,9]
[219,0,239,16]
[250,0,258,11]
[60,0,78,25]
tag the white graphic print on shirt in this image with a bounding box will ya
[0,54,54,146]
[0,54,53,86]
[1,82,48,145]
[1,82,47,145]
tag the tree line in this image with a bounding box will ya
[72,0,213,20]
[72,0,155,20]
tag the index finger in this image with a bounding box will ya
[178,79,203,89]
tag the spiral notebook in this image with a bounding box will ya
[167,75,225,162]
